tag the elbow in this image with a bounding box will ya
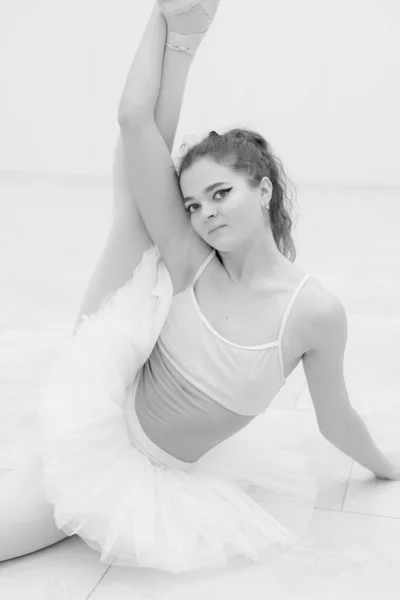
[318,407,360,440]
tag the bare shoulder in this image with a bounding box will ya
[297,275,348,354]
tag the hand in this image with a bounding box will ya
[377,451,400,481]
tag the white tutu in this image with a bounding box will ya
[35,245,319,574]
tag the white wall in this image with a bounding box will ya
[1,0,399,186]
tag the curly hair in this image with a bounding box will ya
[177,127,298,262]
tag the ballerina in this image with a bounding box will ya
[1,0,398,574]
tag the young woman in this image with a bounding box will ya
[1,0,397,574]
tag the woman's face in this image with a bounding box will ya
[179,157,272,249]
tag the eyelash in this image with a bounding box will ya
[186,187,232,214]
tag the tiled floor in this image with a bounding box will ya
[0,172,399,599]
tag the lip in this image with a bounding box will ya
[209,225,226,234]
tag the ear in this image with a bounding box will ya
[260,177,273,201]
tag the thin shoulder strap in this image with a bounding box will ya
[192,249,216,287]
[278,274,310,341]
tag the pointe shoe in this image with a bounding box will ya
[157,0,222,56]
[158,0,218,21]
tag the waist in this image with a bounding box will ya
[125,375,195,471]
[125,366,255,464]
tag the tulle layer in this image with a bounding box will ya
[35,245,319,574]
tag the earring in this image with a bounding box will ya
[262,203,270,210]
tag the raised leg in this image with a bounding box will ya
[0,3,215,564]
[74,4,205,330]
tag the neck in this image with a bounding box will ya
[218,228,287,288]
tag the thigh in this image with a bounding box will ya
[0,431,68,562]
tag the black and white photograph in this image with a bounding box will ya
[1,1,400,598]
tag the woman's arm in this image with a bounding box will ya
[302,290,395,480]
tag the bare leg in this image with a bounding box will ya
[0,427,68,562]
[74,5,203,328]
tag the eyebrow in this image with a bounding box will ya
[183,182,230,205]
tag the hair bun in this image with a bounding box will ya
[209,130,219,138]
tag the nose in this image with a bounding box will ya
[203,203,217,219]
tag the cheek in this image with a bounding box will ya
[232,197,252,220]
[236,200,261,230]
[189,215,202,233]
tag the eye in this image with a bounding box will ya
[185,188,232,214]
[214,187,232,200]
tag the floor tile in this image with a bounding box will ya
[244,409,354,511]
[343,416,400,518]
[0,536,110,600]
[89,510,400,600]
